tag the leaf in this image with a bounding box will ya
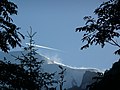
[18,32,25,39]
[75,27,81,32]
[59,65,63,70]
[81,44,89,50]
[114,49,120,55]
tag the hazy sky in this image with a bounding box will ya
[12,0,119,70]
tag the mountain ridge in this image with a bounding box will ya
[0,51,100,90]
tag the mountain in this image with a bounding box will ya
[79,71,98,90]
[67,71,98,90]
[0,51,99,90]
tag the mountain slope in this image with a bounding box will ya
[0,51,99,89]
[79,71,98,90]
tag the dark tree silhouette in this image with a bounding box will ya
[76,0,120,90]
[87,59,120,90]
[0,0,67,89]
[0,0,24,52]
[0,59,36,90]
[0,28,67,90]
[58,65,66,90]
[13,29,57,90]
[76,0,120,55]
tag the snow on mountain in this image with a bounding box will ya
[0,51,51,64]
[0,51,99,90]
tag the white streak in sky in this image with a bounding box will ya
[26,43,62,52]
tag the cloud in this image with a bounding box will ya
[26,43,63,52]
[49,59,104,73]
[50,54,62,63]
[41,53,105,73]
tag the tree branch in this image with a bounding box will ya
[111,39,120,48]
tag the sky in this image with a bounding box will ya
[11,0,119,70]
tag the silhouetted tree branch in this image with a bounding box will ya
[0,0,24,52]
[76,0,120,55]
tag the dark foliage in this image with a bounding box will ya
[76,0,120,90]
[0,0,24,52]
[0,60,37,90]
[88,59,120,90]
[13,29,57,90]
[0,29,67,90]
[76,0,120,55]
[58,65,66,90]
[67,86,81,90]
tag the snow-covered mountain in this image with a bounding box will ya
[0,51,99,90]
